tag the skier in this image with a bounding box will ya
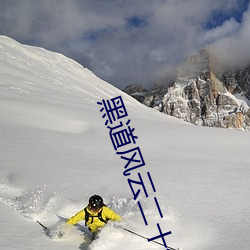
[66,194,121,239]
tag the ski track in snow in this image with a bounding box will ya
[0,177,213,250]
[0,99,91,134]
[0,181,182,250]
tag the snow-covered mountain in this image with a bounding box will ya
[0,36,250,250]
[124,49,250,130]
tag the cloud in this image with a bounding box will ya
[0,0,249,89]
[200,18,240,45]
[209,3,250,69]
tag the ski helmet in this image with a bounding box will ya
[89,195,104,210]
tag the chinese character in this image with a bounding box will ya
[137,197,163,226]
[108,120,138,150]
[97,96,128,125]
[148,223,172,248]
[138,201,148,225]
[116,147,145,176]
[127,172,155,200]
[154,197,163,218]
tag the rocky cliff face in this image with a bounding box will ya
[123,49,250,130]
[217,66,250,99]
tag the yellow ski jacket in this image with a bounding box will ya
[67,206,121,233]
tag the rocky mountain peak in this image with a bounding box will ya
[177,48,210,78]
[123,49,250,130]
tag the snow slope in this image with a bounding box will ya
[0,35,250,250]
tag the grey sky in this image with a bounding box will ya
[0,0,249,89]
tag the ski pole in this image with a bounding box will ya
[123,227,179,250]
[37,220,49,231]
